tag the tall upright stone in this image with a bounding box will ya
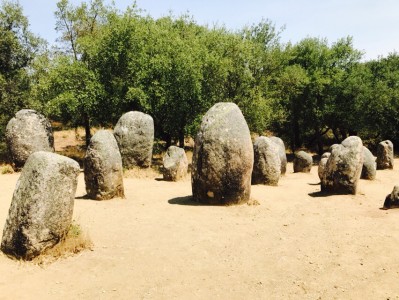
[270,136,287,175]
[361,146,376,180]
[5,109,54,170]
[252,136,281,186]
[191,102,253,205]
[114,111,154,168]
[1,152,80,260]
[321,136,364,195]
[84,130,124,200]
[376,140,394,170]
[162,146,188,181]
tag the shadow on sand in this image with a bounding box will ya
[168,195,205,206]
[308,191,333,198]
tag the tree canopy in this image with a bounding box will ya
[2,0,399,153]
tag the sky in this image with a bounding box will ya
[17,0,399,61]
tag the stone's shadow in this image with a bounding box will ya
[155,177,164,181]
[75,195,96,201]
[168,195,204,206]
[308,191,332,198]
[308,182,321,186]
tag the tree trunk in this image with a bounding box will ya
[84,113,91,147]
[178,130,185,149]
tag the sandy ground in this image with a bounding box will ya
[1,160,399,299]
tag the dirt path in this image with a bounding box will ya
[1,161,399,299]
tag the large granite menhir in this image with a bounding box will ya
[191,102,254,205]
[1,152,80,260]
[84,130,124,200]
[114,111,154,168]
[5,109,54,170]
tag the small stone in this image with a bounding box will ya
[162,146,188,181]
[293,151,312,173]
[376,140,394,170]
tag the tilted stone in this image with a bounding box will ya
[114,111,154,168]
[321,136,364,195]
[269,136,287,175]
[84,130,124,200]
[361,146,376,180]
[376,140,394,170]
[5,109,54,170]
[252,136,281,185]
[192,102,253,205]
[383,185,399,209]
[293,151,312,173]
[1,152,80,260]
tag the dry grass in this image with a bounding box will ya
[123,166,162,179]
[0,164,14,174]
[32,221,93,265]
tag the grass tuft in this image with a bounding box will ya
[32,221,93,265]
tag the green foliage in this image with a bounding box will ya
[0,1,45,140]
[3,0,399,156]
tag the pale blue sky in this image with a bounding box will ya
[17,0,399,60]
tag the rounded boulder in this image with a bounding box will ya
[5,109,54,170]
[293,151,312,173]
[114,111,154,168]
[252,136,281,185]
[163,146,188,181]
[321,136,364,195]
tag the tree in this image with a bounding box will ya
[0,1,45,140]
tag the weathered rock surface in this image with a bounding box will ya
[383,186,399,209]
[318,152,331,181]
[163,146,188,181]
[1,152,80,260]
[191,102,254,205]
[321,136,364,195]
[376,140,394,170]
[361,146,376,180]
[270,136,287,175]
[84,130,124,200]
[293,151,313,173]
[5,109,54,170]
[252,136,281,185]
[114,111,154,168]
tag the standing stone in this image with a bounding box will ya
[5,109,54,170]
[114,111,154,168]
[361,146,377,180]
[252,136,281,185]
[163,146,188,181]
[383,186,399,209]
[376,140,394,170]
[293,151,313,173]
[321,136,364,195]
[318,152,331,181]
[1,152,80,260]
[84,130,124,200]
[270,136,287,175]
[192,102,253,205]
